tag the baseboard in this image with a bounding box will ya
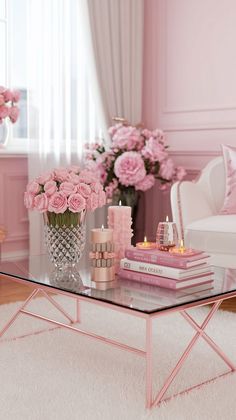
[1,249,29,260]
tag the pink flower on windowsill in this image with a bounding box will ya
[0,86,20,125]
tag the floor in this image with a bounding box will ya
[1,276,236,312]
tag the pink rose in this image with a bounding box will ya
[9,106,19,123]
[37,171,52,185]
[69,173,81,185]
[114,151,146,186]
[48,192,68,214]
[135,174,155,192]
[112,126,141,150]
[78,170,97,184]
[59,182,77,196]
[77,183,91,198]
[24,192,34,209]
[68,193,86,213]
[12,90,20,103]
[0,105,9,119]
[3,89,12,102]
[160,159,175,180]
[44,180,57,196]
[54,167,70,182]
[90,182,103,193]
[68,165,80,174]
[0,95,5,106]
[27,180,41,195]
[86,192,99,211]
[34,193,48,213]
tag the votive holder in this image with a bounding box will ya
[156,219,178,251]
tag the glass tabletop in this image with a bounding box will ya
[0,254,236,314]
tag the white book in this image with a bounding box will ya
[120,258,211,280]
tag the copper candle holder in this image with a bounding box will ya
[156,217,178,251]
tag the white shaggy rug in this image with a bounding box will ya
[0,295,236,420]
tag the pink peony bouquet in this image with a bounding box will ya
[0,86,20,124]
[84,123,186,206]
[24,166,106,226]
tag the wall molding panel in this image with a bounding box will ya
[0,156,29,256]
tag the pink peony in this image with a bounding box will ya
[68,193,86,213]
[44,180,57,196]
[48,192,68,214]
[114,151,146,186]
[108,123,122,137]
[77,183,91,198]
[135,174,155,191]
[59,182,77,196]
[24,192,34,209]
[27,180,41,195]
[37,172,52,185]
[86,192,99,211]
[105,179,118,198]
[112,126,141,150]
[34,193,48,213]
[8,106,19,123]
[160,159,175,180]
[175,166,187,181]
[142,137,167,162]
[54,167,70,182]
[0,106,9,119]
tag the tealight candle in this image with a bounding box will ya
[169,240,198,257]
[156,216,178,251]
[136,236,156,250]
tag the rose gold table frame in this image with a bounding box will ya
[1,274,236,409]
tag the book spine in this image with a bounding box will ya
[118,268,178,289]
[120,258,187,279]
[118,268,213,290]
[125,249,204,268]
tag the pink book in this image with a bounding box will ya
[118,268,214,290]
[125,247,209,269]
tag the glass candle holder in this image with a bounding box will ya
[156,217,178,251]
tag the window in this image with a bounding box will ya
[0,0,28,153]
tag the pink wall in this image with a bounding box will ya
[142,0,236,236]
[0,156,28,258]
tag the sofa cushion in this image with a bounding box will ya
[185,215,236,254]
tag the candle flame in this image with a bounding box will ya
[166,215,169,222]
[144,236,147,243]
[119,200,122,206]
[101,224,104,231]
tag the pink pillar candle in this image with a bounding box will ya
[107,204,133,272]
[90,226,115,282]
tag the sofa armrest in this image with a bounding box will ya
[171,181,213,238]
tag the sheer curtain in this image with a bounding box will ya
[88,0,144,125]
[27,0,107,254]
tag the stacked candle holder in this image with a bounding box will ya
[156,216,178,251]
[90,227,115,282]
[108,203,133,272]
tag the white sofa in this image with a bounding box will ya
[171,157,236,266]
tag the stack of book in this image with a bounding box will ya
[118,247,214,290]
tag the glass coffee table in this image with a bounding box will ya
[0,254,236,409]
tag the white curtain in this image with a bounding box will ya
[88,0,144,125]
[27,0,107,254]
[27,0,144,255]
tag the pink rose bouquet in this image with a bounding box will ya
[0,86,20,124]
[84,122,186,206]
[24,166,106,226]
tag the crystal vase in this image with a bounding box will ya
[43,210,86,270]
